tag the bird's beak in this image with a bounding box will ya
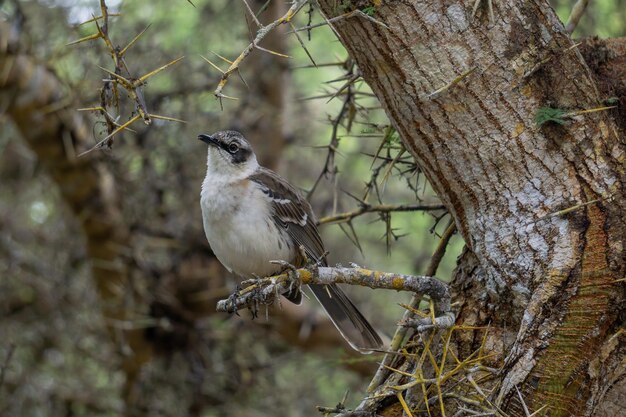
[198,134,219,147]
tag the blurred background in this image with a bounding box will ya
[0,1,623,416]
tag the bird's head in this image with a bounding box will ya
[198,130,258,179]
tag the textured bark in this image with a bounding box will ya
[316,1,625,416]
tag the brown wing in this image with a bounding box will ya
[249,167,382,351]
[249,167,327,266]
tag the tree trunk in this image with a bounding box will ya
[316,1,625,416]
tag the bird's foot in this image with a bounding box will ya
[224,287,242,316]
[240,273,263,289]
[269,259,302,300]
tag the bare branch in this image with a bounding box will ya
[69,0,184,152]
[318,203,446,225]
[565,0,590,34]
[289,9,389,34]
[368,221,457,392]
[212,0,307,99]
[216,266,450,316]
[240,0,261,27]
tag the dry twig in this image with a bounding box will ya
[68,0,184,154]
[368,221,457,392]
[318,203,446,225]
[565,0,590,33]
[208,0,308,102]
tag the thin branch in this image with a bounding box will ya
[367,221,457,392]
[289,9,389,33]
[565,0,590,34]
[69,0,183,151]
[318,203,446,225]
[307,77,353,200]
[240,0,261,27]
[426,67,477,100]
[212,0,307,100]
[0,344,15,390]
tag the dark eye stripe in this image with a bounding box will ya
[231,147,250,164]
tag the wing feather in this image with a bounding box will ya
[249,167,326,266]
[249,167,382,350]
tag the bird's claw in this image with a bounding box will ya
[225,288,242,316]
[270,259,302,300]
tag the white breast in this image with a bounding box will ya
[200,178,294,278]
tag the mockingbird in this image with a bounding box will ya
[199,130,382,351]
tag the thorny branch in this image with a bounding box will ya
[318,203,446,225]
[325,324,503,417]
[289,8,390,34]
[307,64,357,202]
[368,221,457,392]
[207,0,308,103]
[68,0,184,156]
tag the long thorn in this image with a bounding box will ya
[119,24,152,56]
[137,56,184,84]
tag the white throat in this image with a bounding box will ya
[201,147,259,194]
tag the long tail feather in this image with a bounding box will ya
[309,284,383,352]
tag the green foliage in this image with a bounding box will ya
[383,126,401,145]
[362,6,376,16]
[336,0,378,15]
[534,106,569,127]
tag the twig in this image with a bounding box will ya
[367,221,456,392]
[240,0,261,27]
[307,77,354,200]
[69,0,184,152]
[0,344,15,390]
[565,0,590,33]
[289,9,389,33]
[426,67,477,100]
[471,0,495,24]
[212,0,307,100]
[318,203,446,225]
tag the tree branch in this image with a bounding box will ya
[367,221,457,392]
[565,0,590,34]
[318,203,446,225]
[210,0,307,101]
[216,266,451,318]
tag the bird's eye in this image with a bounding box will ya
[228,143,239,153]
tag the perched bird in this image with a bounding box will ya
[199,130,382,351]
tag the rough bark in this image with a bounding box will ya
[315,1,625,416]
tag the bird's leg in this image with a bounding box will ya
[240,273,269,318]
